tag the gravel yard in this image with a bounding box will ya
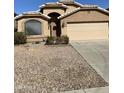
[15,44,108,93]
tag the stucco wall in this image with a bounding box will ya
[65,5,78,13]
[61,10,109,22]
[43,8,65,15]
[61,10,109,35]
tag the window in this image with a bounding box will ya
[25,20,42,35]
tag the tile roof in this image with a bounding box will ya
[39,2,68,9]
[15,2,109,21]
[58,6,109,19]
[39,1,98,9]
[61,1,82,7]
[14,11,51,20]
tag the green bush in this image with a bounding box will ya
[46,36,56,44]
[45,35,69,45]
[14,32,27,44]
[56,37,62,43]
[47,36,55,41]
[61,35,69,44]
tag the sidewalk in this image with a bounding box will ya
[60,87,108,93]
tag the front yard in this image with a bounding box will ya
[15,44,108,93]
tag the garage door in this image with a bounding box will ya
[67,22,109,40]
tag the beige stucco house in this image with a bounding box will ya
[15,0,109,42]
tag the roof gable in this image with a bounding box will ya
[15,12,51,20]
[58,6,109,19]
[62,2,82,7]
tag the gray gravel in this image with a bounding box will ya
[15,44,108,93]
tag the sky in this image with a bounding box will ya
[15,0,109,14]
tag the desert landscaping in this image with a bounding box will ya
[14,44,108,93]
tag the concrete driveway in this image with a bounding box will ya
[70,40,109,83]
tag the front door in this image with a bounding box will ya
[50,22,57,37]
[48,13,61,37]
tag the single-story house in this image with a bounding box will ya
[15,0,109,42]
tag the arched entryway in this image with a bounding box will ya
[48,12,61,37]
[25,20,42,35]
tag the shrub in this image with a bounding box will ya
[45,35,69,45]
[47,36,55,41]
[46,36,56,45]
[61,35,69,44]
[14,32,27,44]
[56,37,62,43]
